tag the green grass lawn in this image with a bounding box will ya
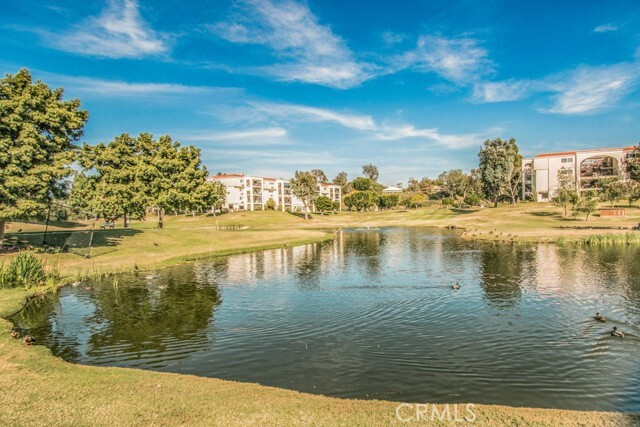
[1,204,640,426]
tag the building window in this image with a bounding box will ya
[561,158,573,163]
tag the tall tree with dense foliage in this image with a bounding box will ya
[79,134,146,226]
[67,173,95,220]
[290,171,319,219]
[0,69,88,243]
[551,168,578,217]
[192,180,226,215]
[478,138,522,207]
[136,133,209,228]
[362,163,379,181]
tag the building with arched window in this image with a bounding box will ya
[522,146,635,202]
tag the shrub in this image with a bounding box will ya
[0,252,47,288]
[441,197,455,206]
[265,199,276,210]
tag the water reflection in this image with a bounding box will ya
[12,228,640,412]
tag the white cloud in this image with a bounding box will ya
[249,102,377,131]
[182,128,289,145]
[210,0,370,88]
[473,61,640,114]
[472,79,536,102]
[396,35,493,84]
[594,23,618,33]
[381,31,405,47]
[41,74,230,97]
[50,0,169,58]
[543,63,640,114]
[247,101,495,149]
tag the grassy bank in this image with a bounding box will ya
[1,205,640,426]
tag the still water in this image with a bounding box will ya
[14,228,640,411]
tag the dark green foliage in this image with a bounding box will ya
[478,138,522,207]
[314,196,334,213]
[0,69,88,242]
[343,191,377,211]
[377,194,399,209]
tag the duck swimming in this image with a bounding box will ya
[23,335,36,345]
[452,282,461,290]
[611,327,624,338]
[594,312,606,322]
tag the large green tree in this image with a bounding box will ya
[0,69,88,243]
[79,133,146,226]
[137,134,209,228]
[290,171,319,219]
[478,138,522,207]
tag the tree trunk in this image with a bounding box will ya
[303,201,308,219]
[0,218,5,246]
[124,213,129,228]
[157,208,164,229]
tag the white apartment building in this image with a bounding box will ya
[208,173,341,212]
[522,146,635,202]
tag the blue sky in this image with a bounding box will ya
[2,0,640,184]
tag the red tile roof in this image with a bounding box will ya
[534,146,635,158]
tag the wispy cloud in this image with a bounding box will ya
[473,61,640,114]
[41,73,231,98]
[210,0,370,88]
[249,102,377,131]
[49,0,169,59]
[246,101,496,148]
[472,79,536,102]
[181,128,289,145]
[543,63,640,114]
[394,35,493,84]
[594,23,618,33]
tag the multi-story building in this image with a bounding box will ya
[208,173,341,212]
[522,146,635,202]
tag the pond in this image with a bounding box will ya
[13,228,640,412]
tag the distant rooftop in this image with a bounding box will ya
[534,146,634,158]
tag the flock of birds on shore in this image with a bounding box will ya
[461,228,520,241]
